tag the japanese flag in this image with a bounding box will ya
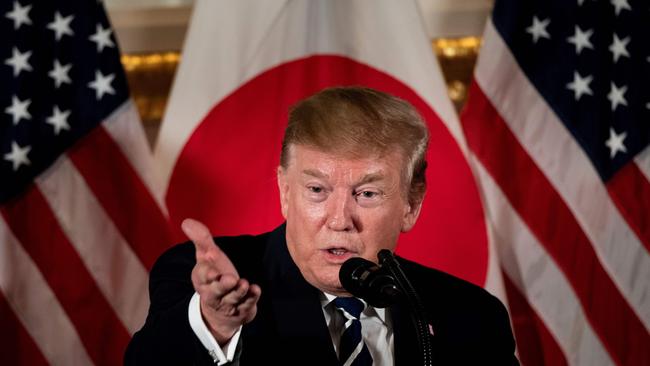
[154,0,499,291]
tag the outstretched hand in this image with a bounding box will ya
[182,218,262,345]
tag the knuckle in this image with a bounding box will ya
[237,282,249,295]
[220,275,238,289]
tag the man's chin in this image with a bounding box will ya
[321,285,350,297]
[310,273,348,296]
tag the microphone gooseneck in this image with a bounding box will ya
[378,249,434,366]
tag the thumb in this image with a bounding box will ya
[181,218,238,276]
[182,218,215,255]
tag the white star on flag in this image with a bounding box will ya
[610,0,631,16]
[48,60,72,88]
[462,0,650,363]
[566,71,593,100]
[607,82,628,111]
[609,34,630,63]
[4,47,33,77]
[88,70,115,100]
[5,1,32,30]
[46,105,71,135]
[89,24,115,52]
[526,16,551,43]
[567,26,594,54]
[4,141,31,171]
[5,95,31,125]
[1,0,174,363]
[605,127,627,158]
[47,11,74,41]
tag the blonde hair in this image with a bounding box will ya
[280,86,429,205]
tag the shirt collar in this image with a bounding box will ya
[320,291,387,324]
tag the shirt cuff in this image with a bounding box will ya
[188,292,242,365]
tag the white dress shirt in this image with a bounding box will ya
[188,291,394,365]
[188,293,241,365]
[321,292,394,366]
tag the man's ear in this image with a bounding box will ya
[401,193,425,233]
[277,166,289,219]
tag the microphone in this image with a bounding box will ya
[341,252,435,365]
[339,256,401,308]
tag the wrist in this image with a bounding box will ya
[199,302,238,345]
[208,323,237,345]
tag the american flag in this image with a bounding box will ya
[0,1,171,364]
[461,0,650,364]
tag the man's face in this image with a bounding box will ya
[277,144,423,296]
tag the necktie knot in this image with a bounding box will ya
[334,297,365,319]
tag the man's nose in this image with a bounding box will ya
[326,190,355,232]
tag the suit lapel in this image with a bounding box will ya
[264,225,339,364]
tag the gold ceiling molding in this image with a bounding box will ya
[121,52,181,72]
[121,37,482,146]
[433,36,482,110]
[120,52,180,146]
[433,36,482,58]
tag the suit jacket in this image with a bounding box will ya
[125,224,519,365]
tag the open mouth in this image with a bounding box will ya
[328,248,349,256]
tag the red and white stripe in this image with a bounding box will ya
[635,147,650,182]
[462,19,650,365]
[0,220,93,366]
[474,161,614,365]
[0,101,172,365]
[35,156,150,334]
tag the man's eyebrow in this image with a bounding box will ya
[302,169,329,179]
[301,169,385,184]
[357,172,385,185]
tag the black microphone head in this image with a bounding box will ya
[339,257,400,308]
[339,257,376,295]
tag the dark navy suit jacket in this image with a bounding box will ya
[125,224,519,365]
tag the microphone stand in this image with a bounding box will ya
[378,249,434,366]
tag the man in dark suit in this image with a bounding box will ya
[125,87,519,365]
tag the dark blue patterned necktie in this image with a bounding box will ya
[333,297,373,366]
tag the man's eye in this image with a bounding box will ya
[308,186,323,193]
[356,190,378,199]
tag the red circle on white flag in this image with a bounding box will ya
[166,55,489,285]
